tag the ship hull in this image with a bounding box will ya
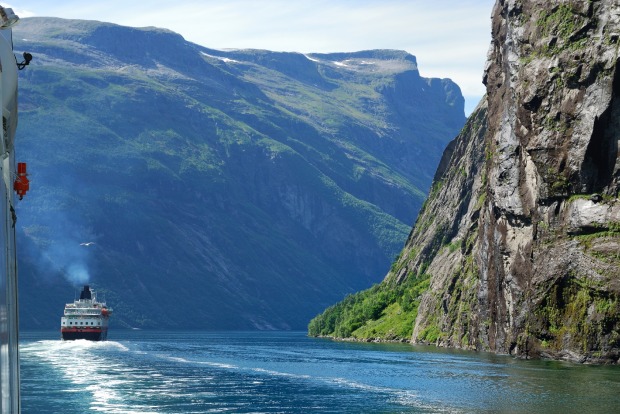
[61,328,108,341]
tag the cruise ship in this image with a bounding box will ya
[0,4,31,413]
[60,285,113,341]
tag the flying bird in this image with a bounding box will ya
[79,242,95,246]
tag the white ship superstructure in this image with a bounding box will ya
[61,285,112,341]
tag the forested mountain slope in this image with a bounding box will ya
[13,17,465,329]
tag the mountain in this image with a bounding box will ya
[309,0,620,363]
[12,17,465,330]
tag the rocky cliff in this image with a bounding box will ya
[311,0,620,363]
[408,0,620,362]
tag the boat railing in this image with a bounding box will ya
[64,309,103,315]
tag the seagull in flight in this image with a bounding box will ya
[80,242,95,246]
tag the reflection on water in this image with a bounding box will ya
[20,331,620,413]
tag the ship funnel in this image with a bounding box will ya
[79,285,92,300]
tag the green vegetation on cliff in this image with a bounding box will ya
[307,102,488,343]
[308,270,430,340]
[529,225,620,357]
[534,271,620,356]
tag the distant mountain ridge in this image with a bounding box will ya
[13,17,465,330]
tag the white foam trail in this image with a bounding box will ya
[147,348,449,413]
[21,340,157,413]
[22,338,462,413]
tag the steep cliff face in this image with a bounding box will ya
[401,0,620,362]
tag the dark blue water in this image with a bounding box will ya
[20,331,620,413]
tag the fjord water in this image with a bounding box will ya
[20,331,620,413]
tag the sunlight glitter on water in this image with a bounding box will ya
[22,340,163,413]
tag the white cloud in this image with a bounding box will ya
[1,3,34,18]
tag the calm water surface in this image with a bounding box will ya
[20,331,620,413]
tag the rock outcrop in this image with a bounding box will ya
[390,0,620,363]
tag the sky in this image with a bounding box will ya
[7,0,495,115]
